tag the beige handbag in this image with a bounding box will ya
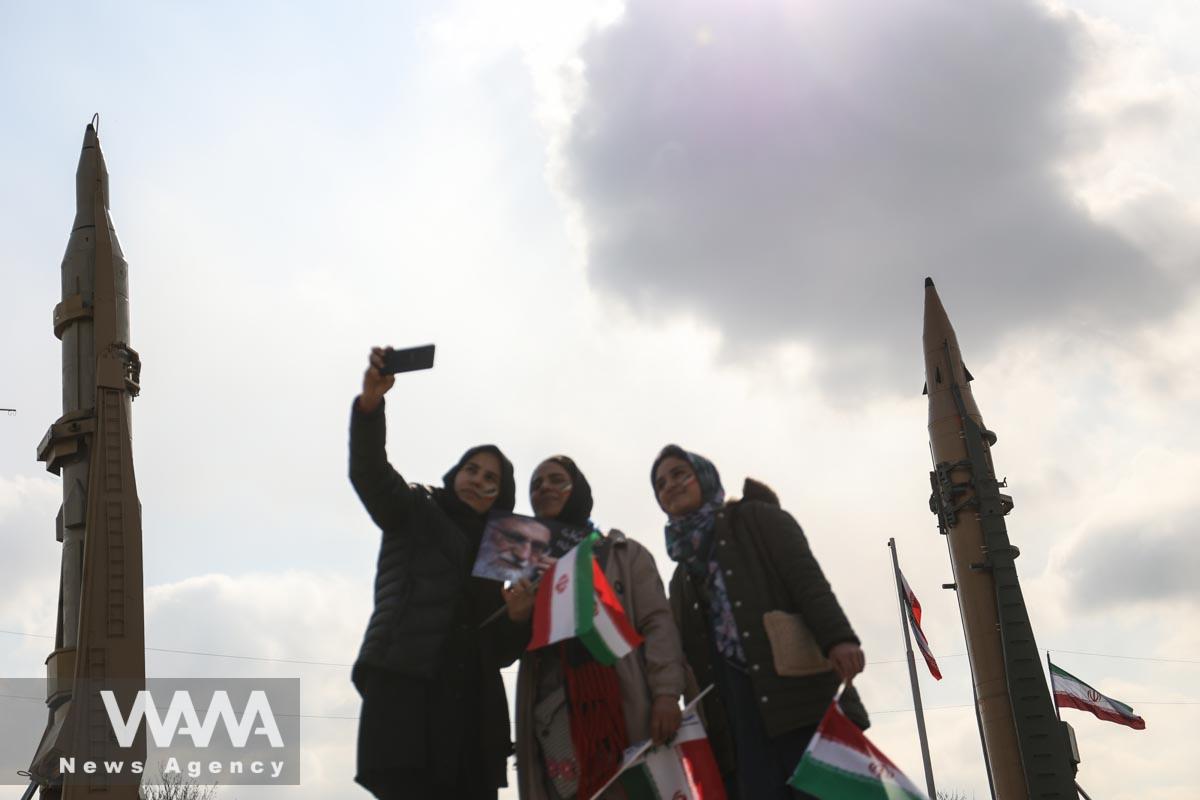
[762,610,831,677]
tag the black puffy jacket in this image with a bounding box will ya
[349,398,526,674]
[349,400,529,789]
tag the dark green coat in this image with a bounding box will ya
[669,480,869,768]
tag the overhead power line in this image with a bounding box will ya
[2,628,1198,670]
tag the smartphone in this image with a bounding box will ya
[380,344,436,375]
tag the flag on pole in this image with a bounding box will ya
[899,571,941,680]
[596,708,726,800]
[1050,662,1146,730]
[789,699,929,800]
[528,533,643,665]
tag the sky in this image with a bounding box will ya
[1,0,1197,797]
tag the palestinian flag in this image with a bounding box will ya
[528,533,643,665]
[789,700,928,800]
[899,571,942,680]
[608,711,726,800]
[1050,662,1146,730]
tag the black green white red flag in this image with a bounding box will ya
[1050,662,1146,730]
[789,699,929,800]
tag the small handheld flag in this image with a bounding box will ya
[528,533,643,665]
[789,699,929,800]
[589,691,725,800]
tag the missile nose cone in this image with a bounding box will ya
[923,277,951,341]
[74,118,110,229]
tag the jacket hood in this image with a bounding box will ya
[739,477,780,507]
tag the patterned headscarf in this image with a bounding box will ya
[651,445,745,665]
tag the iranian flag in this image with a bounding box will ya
[528,533,643,665]
[899,571,942,680]
[789,700,928,800]
[592,706,726,800]
[1050,662,1146,730]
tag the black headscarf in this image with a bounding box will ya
[535,455,593,528]
[435,444,516,544]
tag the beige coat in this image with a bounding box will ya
[515,530,687,800]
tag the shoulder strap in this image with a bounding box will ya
[593,536,612,571]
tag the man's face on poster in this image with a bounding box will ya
[481,516,553,582]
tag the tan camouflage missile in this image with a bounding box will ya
[27,117,145,799]
[924,278,1076,799]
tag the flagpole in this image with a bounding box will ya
[1047,651,1063,722]
[889,538,937,800]
[1049,652,1089,800]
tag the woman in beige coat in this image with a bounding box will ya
[505,455,687,800]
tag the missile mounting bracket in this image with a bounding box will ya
[36,411,96,475]
[114,342,142,397]
[52,294,92,339]
[929,459,974,532]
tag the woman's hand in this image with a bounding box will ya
[828,642,865,684]
[503,578,536,623]
[650,696,682,745]
[357,347,395,413]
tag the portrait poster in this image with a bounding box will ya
[471,513,593,583]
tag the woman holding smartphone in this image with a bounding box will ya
[349,347,527,800]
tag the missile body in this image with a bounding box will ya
[29,121,145,798]
[923,279,1075,799]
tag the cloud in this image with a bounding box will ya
[1062,513,1200,611]
[144,572,369,798]
[0,475,64,665]
[557,0,1191,390]
[144,571,368,677]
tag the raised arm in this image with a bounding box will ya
[349,347,414,531]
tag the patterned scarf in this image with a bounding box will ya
[656,446,746,665]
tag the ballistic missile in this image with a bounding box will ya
[27,118,145,799]
[923,278,1076,799]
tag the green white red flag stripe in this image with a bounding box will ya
[899,571,942,680]
[1050,662,1145,730]
[789,699,928,800]
[595,700,726,800]
[528,533,643,666]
